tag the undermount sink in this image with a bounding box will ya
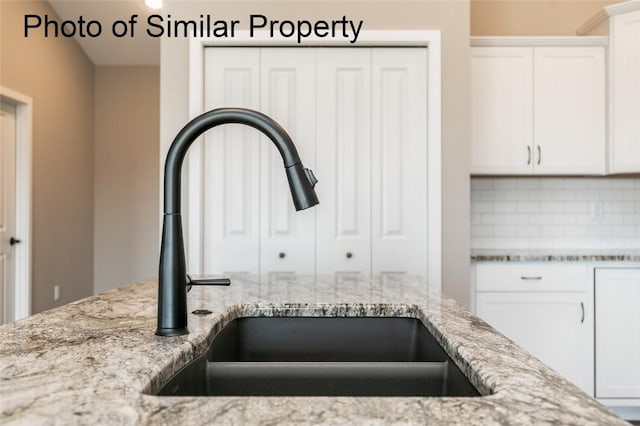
[156,317,480,397]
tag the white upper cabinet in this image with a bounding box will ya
[609,10,640,173]
[471,40,607,176]
[471,47,533,174]
[533,47,606,175]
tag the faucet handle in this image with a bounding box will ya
[305,168,318,188]
[187,275,231,287]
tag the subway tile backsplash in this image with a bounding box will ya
[471,178,640,250]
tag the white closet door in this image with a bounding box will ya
[202,48,261,275]
[259,48,316,276]
[315,48,372,277]
[371,48,428,278]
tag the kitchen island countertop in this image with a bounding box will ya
[0,275,627,425]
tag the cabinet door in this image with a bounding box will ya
[259,48,316,276]
[315,49,372,277]
[201,48,261,275]
[533,47,606,175]
[476,292,593,394]
[471,47,533,175]
[371,48,428,277]
[595,269,640,398]
[610,11,640,173]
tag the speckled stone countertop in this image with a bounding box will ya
[0,276,627,425]
[472,249,640,262]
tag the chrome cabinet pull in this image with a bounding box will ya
[537,146,541,165]
[520,276,542,280]
[580,302,585,323]
[527,146,531,165]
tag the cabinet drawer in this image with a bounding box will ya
[475,263,588,292]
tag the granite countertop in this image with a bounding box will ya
[0,275,627,425]
[472,249,640,262]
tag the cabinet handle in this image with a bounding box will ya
[520,276,542,280]
[527,146,531,165]
[278,252,286,259]
[580,302,585,324]
[346,252,353,259]
[537,146,541,165]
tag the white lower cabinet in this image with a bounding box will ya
[474,263,593,395]
[595,268,640,399]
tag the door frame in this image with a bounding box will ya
[186,31,442,288]
[0,87,32,320]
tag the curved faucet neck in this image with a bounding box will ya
[163,108,302,214]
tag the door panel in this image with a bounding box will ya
[471,47,533,174]
[476,292,592,394]
[371,48,428,277]
[202,48,261,275]
[533,47,605,175]
[610,11,640,173]
[315,48,372,277]
[595,269,640,398]
[259,48,316,275]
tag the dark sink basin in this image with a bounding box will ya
[157,317,480,397]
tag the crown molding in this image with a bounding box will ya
[471,36,608,47]
[577,0,640,35]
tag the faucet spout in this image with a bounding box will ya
[156,108,319,337]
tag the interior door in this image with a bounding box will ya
[259,48,316,277]
[315,48,372,278]
[199,46,429,280]
[202,48,261,276]
[371,48,428,278]
[0,102,17,324]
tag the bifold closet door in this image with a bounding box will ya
[200,46,429,279]
[201,48,316,277]
[315,49,372,277]
[259,48,316,276]
[371,48,428,278]
[201,48,261,276]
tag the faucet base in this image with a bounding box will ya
[156,327,189,337]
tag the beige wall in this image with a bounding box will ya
[0,1,94,312]
[471,0,618,35]
[93,67,159,294]
[161,1,472,306]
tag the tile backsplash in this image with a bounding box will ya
[471,177,640,250]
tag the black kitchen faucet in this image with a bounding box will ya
[156,108,319,337]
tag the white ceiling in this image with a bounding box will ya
[47,0,160,65]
